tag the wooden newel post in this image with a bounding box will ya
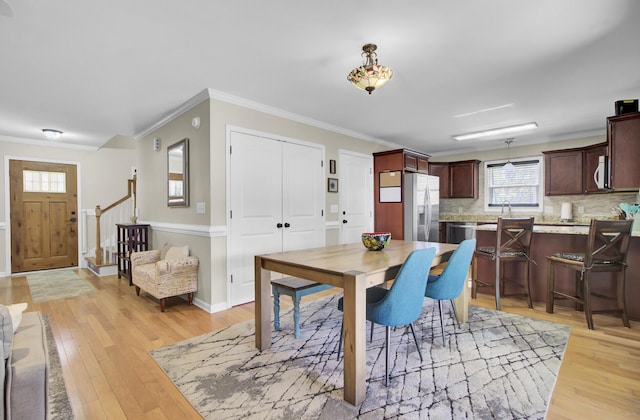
[95,205,103,265]
[132,173,137,213]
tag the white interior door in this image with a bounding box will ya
[339,150,373,244]
[282,142,325,252]
[229,132,283,306]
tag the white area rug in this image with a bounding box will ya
[27,269,95,303]
[150,295,570,419]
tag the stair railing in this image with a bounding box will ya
[94,173,137,265]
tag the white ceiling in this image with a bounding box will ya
[1,0,639,154]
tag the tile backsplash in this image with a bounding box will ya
[440,192,638,224]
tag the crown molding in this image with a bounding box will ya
[135,88,402,149]
[134,89,211,140]
[206,89,401,148]
[0,135,99,151]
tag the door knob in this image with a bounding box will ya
[342,219,348,224]
[284,222,291,228]
[276,223,283,228]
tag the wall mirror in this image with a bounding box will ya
[167,138,189,207]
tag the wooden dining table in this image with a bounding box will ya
[254,240,460,406]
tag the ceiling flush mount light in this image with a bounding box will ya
[452,122,538,141]
[42,129,63,139]
[347,43,393,95]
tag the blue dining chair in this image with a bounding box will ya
[336,247,437,386]
[425,238,476,346]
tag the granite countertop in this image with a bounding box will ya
[438,214,611,226]
[474,223,640,237]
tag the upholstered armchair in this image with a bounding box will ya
[130,245,199,312]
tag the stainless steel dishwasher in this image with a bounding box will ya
[446,222,477,244]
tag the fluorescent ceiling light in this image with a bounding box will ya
[452,122,538,141]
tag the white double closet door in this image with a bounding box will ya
[229,131,325,306]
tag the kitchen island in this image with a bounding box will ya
[473,223,640,321]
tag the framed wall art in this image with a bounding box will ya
[329,159,336,174]
[328,178,338,193]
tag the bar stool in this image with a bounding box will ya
[546,219,633,330]
[472,217,535,310]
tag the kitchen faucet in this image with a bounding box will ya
[501,200,512,218]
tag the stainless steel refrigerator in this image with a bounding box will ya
[403,173,440,242]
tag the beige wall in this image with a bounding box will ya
[0,136,136,275]
[136,101,213,306]
[137,96,391,311]
[137,101,211,225]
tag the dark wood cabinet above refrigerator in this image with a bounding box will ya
[373,149,431,240]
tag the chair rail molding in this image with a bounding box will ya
[148,221,226,238]
[325,221,340,230]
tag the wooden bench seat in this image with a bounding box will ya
[271,277,333,339]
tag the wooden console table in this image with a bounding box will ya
[116,223,150,285]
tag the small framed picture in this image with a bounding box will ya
[329,159,336,174]
[328,178,338,193]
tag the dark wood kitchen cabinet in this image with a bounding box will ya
[449,160,479,198]
[373,149,431,239]
[403,150,430,173]
[608,112,640,190]
[428,160,479,199]
[428,162,450,198]
[439,222,447,243]
[544,149,584,195]
[544,142,608,195]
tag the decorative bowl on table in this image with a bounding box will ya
[361,232,391,251]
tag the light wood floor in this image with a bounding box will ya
[1,268,639,419]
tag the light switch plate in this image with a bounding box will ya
[330,204,339,213]
[196,202,206,214]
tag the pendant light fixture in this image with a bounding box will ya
[347,43,393,94]
[504,138,515,176]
